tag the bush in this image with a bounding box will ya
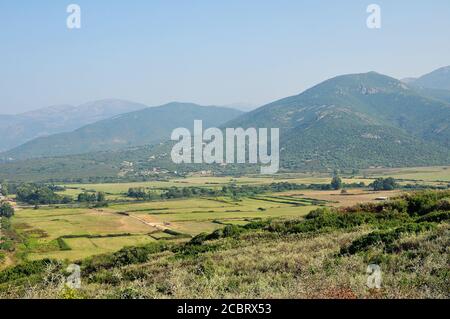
[0,239,14,252]
[371,177,397,191]
[82,242,168,274]
[342,222,436,255]
[0,259,59,284]
[16,184,71,205]
[416,211,450,223]
[1,217,11,230]
[0,202,14,218]
[280,209,377,234]
[222,225,243,238]
[174,242,220,258]
[331,176,343,190]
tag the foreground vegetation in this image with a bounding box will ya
[0,190,448,299]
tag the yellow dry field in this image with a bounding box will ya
[364,166,450,182]
[278,189,403,207]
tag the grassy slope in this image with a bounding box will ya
[1,190,448,299]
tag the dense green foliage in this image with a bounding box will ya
[0,259,59,284]
[127,182,364,201]
[16,184,71,205]
[77,192,106,203]
[0,202,14,218]
[371,177,397,191]
[331,175,343,190]
[82,242,169,275]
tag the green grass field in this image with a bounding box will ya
[27,235,156,261]
[7,167,450,263]
[11,194,320,261]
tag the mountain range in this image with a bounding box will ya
[1,66,450,181]
[0,99,148,152]
[404,66,450,91]
[1,103,243,160]
[226,71,450,170]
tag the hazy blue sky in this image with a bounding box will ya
[1,0,449,114]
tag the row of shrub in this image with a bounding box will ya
[0,259,59,284]
[341,222,437,255]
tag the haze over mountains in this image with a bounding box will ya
[1,66,450,180]
[2,103,243,159]
[0,99,148,152]
[404,66,450,91]
[227,71,450,170]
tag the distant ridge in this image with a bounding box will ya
[2,68,450,181]
[0,99,148,152]
[2,102,244,160]
[405,65,450,90]
[225,71,450,170]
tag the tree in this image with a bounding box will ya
[16,184,70,205]
[0,202,14,218]
[78,192,104,203]
[331,176,343,190]
[372,177,397,191]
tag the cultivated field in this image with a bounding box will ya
[11,194,321,261]
[364,166,450,183]
[5,167,450,264]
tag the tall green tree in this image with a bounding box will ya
[331,176,343,190]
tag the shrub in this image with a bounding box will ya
[371,177,397,191]
[222,225,243,238]
[82,242,168,274]
[173,242,220,258]
[0,259,59,284]
[416,211,450,223]
[342,222,436,255]
[331,176,343,190]
[0,239,14,252]
[190,233,209,245]
[282,209,377,234]
[404,190,450,216]
[1,217,11,230]
[0,202,14,218]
